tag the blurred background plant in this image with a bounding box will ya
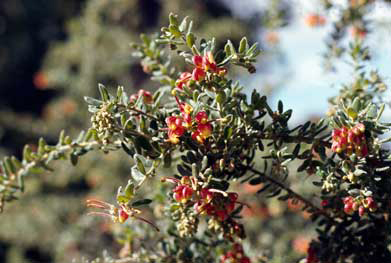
[0,0,390,262]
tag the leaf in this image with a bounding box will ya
[297,159,311,172]
[292,144,301,157]
[84,96,102,107]
[249,176,264,185]
[177,165,191,177]
[132,199,152,207]
[121,142,135,156]
[98,84,110,102]
[224,126,233,140]
[135,136,153,152]
[135,155,146,175]
[70,153,78,166]
[278,100,283,113]
[150,120,158,130]
[124,181,135,198]
[131,165,146,184]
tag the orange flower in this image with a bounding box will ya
[265,31,279,45]
[350,26,367,39]
[305,14,326,27]
[33,72,49,90]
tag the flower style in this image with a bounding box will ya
[86,199,159,231]
[176,72,192,90]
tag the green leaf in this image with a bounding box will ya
[297,159,311,172]
[124,181,135,198]
[249,176,264,185]
[135,136,153,152]
[135,155,146,175]
[98,84,110,102]
[132,199,152,207]
[224,126,233,140]
[131,165,146,184]
[84,96,102,107]
[239,37,248,53]
[70,153,78,166]
[278,100,283,114]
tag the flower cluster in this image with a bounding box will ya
[175,52,227,91]
[220,243,251,263]
[191,111,213,144]
[331,123,368,157]
[343,196,377,217]
[129,89,153,104]
[195,188,238,221]
[305,14,326,27]
[164,176,239,222]
[165,101,213,144]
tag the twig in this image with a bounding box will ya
[246,166,335,222]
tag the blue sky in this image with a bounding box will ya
[222,0,391,123]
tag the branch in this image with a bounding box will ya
[246,166,335,222]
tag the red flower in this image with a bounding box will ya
[306,246,319,263]
[221,243,251,263]
[192,55,204,68]
[173,185,194,203]
[137,89,154,104]
[332,124,368,157]
[118,208,129,223]
[166,116,185,144]
[129,89,153,104]
[198,123,213,138]
[176,72,192,90]
[192,67,206,81]
[195,111,208,124]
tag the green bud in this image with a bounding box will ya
[169,13,179,26]
[169,24,181,37]
[186,32,195,49]
[239,37,248,53]
[224,42,231,56]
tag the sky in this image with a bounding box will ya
[221,0,391,123]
